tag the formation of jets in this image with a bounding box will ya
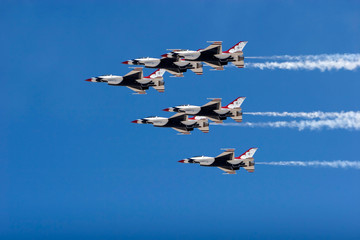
[161,41,247,71]
[132,97,245,134]
[85,40,248,94]
[85,40,257,174]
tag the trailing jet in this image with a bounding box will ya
[131,113,209,135]
[122,56,203,77]
[178,148,258,174]
[85,68,165,94]
[162,41,248,70]
[162,97,245,123]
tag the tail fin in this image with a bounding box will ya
[237,148,258,173]
[224,97,246,109]
[224,41,248,53]
[238,148,258,159]
[146,69,165,79]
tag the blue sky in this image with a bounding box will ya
[1,1,360,239]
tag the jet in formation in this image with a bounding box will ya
[122,56,203,77]
[85,68,165,94]
[131,113,209,135]
[179,148,258,174]
[162,41,248,70]
[163,97,245,123]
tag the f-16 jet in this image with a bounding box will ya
[179,148,258,174]
[162,97,245,123]
[85,68,165,94]
[122,56,203,77]
[162,41,248,70]
[131,113,209,135]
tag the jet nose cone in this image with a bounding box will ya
[161,54,168,58]
[178,160,185,163]
[122,61,130,64]
[131,120,138,123]
[85,78,92,82]
[162,108,170,112]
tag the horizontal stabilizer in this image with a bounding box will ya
[204,61,224,70]
[165,69,183,77]
[152,79,165,93]
[197,118,209,133]
[172,127,191,135]
[126,86,146,94]
[217,167,236,174]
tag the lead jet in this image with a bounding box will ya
[162,97,245,123]
[85,68,165,94]
[122,56,203,77]
[178,148,258,174]
[131,113,209,135]
[162,41,248,70]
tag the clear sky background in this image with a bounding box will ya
[1,1,360,239]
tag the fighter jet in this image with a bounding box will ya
[122,55,203,77]
[162,97,245,123]
[179,148,258,174]
[85,68,165,94]
[131,113,209,135]
[162,41,248,70]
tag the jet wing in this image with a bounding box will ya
[164,69,183,77]
[217,167,236,174]
[169,113,187,121]
[201,41,222,55]
[201,99,221,110]
[172,127,191,135]
[123,68,143,79]
[207,116,222,123]
[126,86,146,94]
[215,149,235,162]
[203,61,224,70]
[210,149,235,168]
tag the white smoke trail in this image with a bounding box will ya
[244,111,359,119]
[257,161,360,169]
[212,111,360,130]
[211,114,360,130]
[246,53,360,61]
[245,53,360,71]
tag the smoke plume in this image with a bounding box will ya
[212,111,360,130]
[257,160,360,169]
[244,111,359,119]
[245,53,360,71]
